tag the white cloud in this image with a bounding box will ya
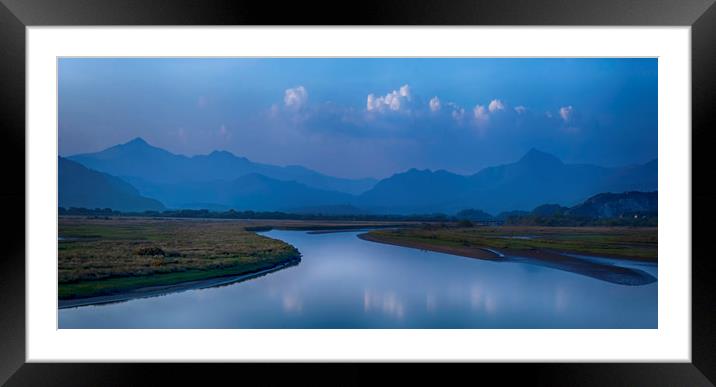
[399,84,411,97]
[559,105,573,122]
[284,86,308,110]
[429,96,441,112]
[473,104,489,122]
[488,99,505,113]
[366,84,412,112]
[514,105,527,114]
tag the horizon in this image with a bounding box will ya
[59,58,657,180]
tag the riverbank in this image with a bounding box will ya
[58,217,306,301]
[359,227,657,285]
[58,217,426,303]
[59,256,300,309]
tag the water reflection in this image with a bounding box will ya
[282,294,303,313]
[59,230,657,328]
[363,289,405,319]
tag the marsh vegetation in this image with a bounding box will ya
[363,225,657,261]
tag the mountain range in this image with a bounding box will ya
[354,149,656,214]
[58,157,165,212]
[62,138,657,215]
[69,137,377,195]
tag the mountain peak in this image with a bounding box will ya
[519,148,563,165]
[125,137,149,146]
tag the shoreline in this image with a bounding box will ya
[357,232,504,260]
[59,256,300,309]
[358,232,656,286]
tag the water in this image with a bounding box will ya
[59,230,657,328]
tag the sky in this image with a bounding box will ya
[58,58,657,179]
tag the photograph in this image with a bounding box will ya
[57,57,658,329]
[2,0,711,382]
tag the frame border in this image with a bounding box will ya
[2,0,715,385]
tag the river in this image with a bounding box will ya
[58,229,657,328]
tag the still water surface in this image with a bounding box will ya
[59,230,657,328]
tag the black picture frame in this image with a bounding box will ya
[1,0,714,385]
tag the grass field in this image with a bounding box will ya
[58,217,305,299]
[363,225,658,261]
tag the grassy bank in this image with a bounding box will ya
[58,217,421,300]
[58,217,304,300]
[363,225,657,261]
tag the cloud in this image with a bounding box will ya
[451,107,465,121]
[399,84,411,98]
[473,104,489,122]
[272,84,566,140]
[488,99,505,113]
[443,102,465,122]
[429,96,441,112]
[284,86,308,110]
[559,106,573,122]
[366,84,412,112]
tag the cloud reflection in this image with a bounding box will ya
[282,293,303,313]
[363,289,405,319]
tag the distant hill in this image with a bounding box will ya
[455,208,495,221]
[532,204,570,217]
[357,148,657,214]
[566,191,657,218]
[505,191,658,226]
[58,157,165,212]
[357,169,471,213]
[126,172,354,212]
[496,210,530,220]
[219,173,354,212]
[69,137,377,195]
[284,204,369,216]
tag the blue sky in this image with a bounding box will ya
[59,58,657,179]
